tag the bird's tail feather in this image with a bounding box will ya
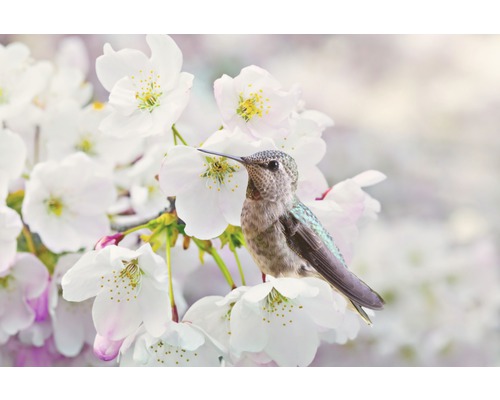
[350,300,372,325]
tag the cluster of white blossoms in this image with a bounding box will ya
[0,35,385,367]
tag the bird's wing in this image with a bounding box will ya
[280,201,384,310]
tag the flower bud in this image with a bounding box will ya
[93,334,124,361]
[94,232,124,250]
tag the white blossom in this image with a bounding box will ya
[49,253,95,357]
[306,170,386,264]
[0,253,49,345]
[0,42,52,124]
[159,128,273,239]
[119,322,226,367]
[184,277,359,367]
[214,65,299,138]
[96,34,193,139]
[41,101,143,168]
[22,152,117,253]
[0,206,22,273]
[0,128,27,189]
[127,146,169,219]
[61,244,171,341]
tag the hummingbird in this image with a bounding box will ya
[198,148,384,324]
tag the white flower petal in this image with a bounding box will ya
[56,36,90,75]
[300,109,334,130]
[136,244,168,282]
[52,301,87,357]
[217,170,247,226]
[0,128,27,180]
[159,146,205,196]
[214,74,239,122]
[241,282,273,303]
[147,34,182,91]
[99,109,153,139]
[177,187,228,240]
[92,293,142,340]
[0,206,22,273]
[265,306,319,367]
[138,278,170,337]
[272,277,319,300]
[0,292,34,335]
[230,299,268,354]
[62,250,112,302]
[351,170,387,187]
[0,171,7,202]
[11,253,49,300]
[108,77,139,116]
[96,44,150,92]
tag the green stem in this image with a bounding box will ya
[192,238,236,290]
[121,222,151,236]
[165,228,178,322]
[211,247,236,289]
[22,225,37,255]
[172,124,188,146]
[231,246,246,286]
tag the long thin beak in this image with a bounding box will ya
[197,148,247,164]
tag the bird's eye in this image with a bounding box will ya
[268,160,279,171]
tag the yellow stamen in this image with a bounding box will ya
[134,70,163,112]
[119,259,142,289]
[45,196,64,217]
[0,87,8,104]
[75,134,96,155]
[92,101,105,110]
[200,156,239,188]
[236,91,269,122]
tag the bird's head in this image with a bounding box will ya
[198,149,298,202]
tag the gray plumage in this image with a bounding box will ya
[198,148,384,324]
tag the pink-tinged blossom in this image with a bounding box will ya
[9,337,67,367]
[0,253,49,344]
[93,334,124,361]
[0,205,22,273]
[61,244,170,342]
[49,253,95,357]
[94,232,125,250]
[307,170,386,264]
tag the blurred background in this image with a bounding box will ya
[1,34,499,366]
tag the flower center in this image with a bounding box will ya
[261,288,302,327]
[92,101,105,110]
[0,86,8,105]
[119,258,142,289]
[148,340,200,366]
[200,156,240,192]
[100,259,143,303]
[45,196,64,217]
[75,134,96,155]
[236,88,270,122]
[132,70,163,113]
[0,275,13,289]
[147,184,157,195]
